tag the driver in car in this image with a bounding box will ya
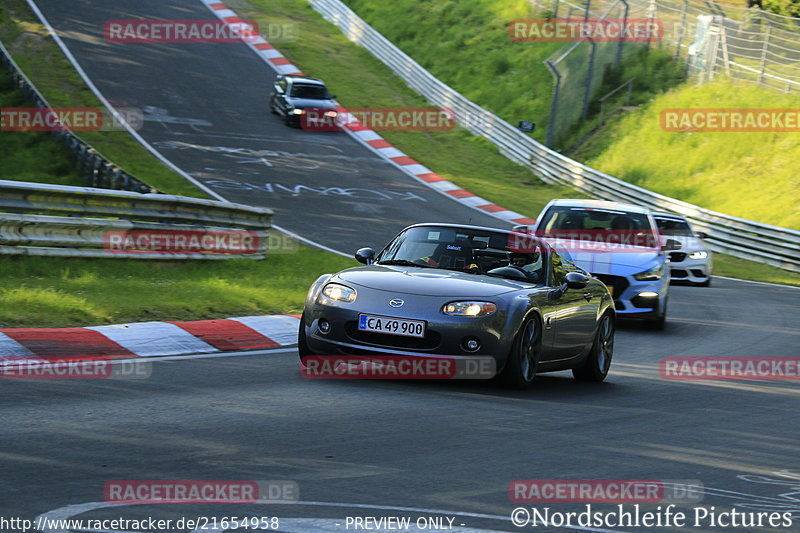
[508,251,541,282]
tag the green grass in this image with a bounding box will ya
[575,79,800,229]
[0,247,354,328]
[339,0,685,150]
[714,254,800,286]
[0,69,83,186]
[0,0,205,197]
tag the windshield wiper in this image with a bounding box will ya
[378,259,436,268]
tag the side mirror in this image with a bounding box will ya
[328,94,337,99]
[355,247,376,265]
[662,239,682,251]
[565,271,590,290]
[695,231,708,239]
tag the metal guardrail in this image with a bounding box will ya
[309,0,800,273]
[0,180,273,259]
[0,41,154,194]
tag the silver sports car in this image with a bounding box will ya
[299,223,616,388]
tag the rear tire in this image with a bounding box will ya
[572,313,614,382]
[502,316,542,390]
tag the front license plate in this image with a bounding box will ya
[358,314,426,338]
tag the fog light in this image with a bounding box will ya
[638,291,659,298]
[318,319,331,334]
[463,338,480,352]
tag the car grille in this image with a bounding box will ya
[344,322,441,350]
[669,252,687,263]
[593,274,629,301]
[671,269,688,278]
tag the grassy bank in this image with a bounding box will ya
[0,69,83,187]
[576,80,800,229]
[0,249,354,328]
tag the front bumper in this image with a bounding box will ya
[303,293,513,365]
[667,252,712,283]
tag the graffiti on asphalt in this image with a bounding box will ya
[203,179,427,202]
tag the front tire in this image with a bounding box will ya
[502,316,542,389]
[573,313,614,382]
[297,312,315,368]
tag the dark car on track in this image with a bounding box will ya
[299,223,616,388]
[269,74,338,127]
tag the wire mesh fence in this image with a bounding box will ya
[541,0,800,147]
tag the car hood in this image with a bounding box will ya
[287,97,336,110]
[334,266,534,297]
[569,251,664,276]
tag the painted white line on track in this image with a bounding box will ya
[24,0,352,259]
[712,275,800,290]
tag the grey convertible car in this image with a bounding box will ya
[299,223,615,388]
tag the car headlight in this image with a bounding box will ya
[689,250,708,260]
[321,283,357,303]
[633,265,665,281]
[442,301,497,317]
[324,110,338,118]
[291,108,306,115]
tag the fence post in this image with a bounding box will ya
[759,25,771,84]
[675,0,688,60]
[616,0,629,68]
[581,39,597,121]
[545,60,562,148]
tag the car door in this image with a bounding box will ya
[547,251,595,359]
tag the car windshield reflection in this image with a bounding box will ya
[376,226,545,283]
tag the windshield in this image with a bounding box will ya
[538,207,658,248]
[655,217,694,236]
[290,84,329,99]
[376,226,546,282]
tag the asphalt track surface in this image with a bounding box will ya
[2,1,800,532]
[25,0,509,253]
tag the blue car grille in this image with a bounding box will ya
[593,274,630,301]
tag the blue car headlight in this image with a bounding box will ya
[689,250,708,260]
[321,283,357,303]
[442,301,497,317]
[633,264,665,281]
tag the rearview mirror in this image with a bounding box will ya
[565,271,590,290]
[355,247,376,265]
